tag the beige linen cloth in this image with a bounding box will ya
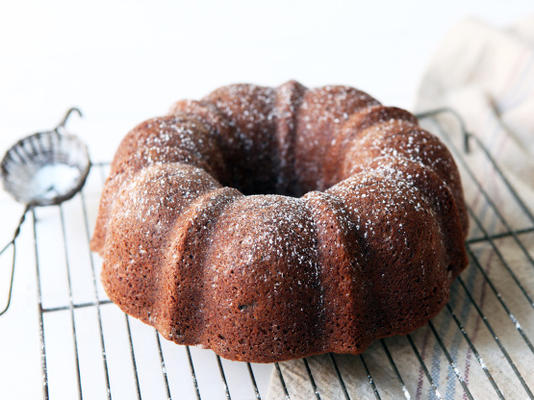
[268,17,534,400]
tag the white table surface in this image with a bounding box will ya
[0,1,532,399]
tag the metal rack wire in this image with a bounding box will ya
[16,109,534,399]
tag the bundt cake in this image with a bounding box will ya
[91,81,468,363]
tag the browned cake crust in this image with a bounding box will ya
[91,81,468,363]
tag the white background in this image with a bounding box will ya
[0,1,533,399]
[1,1,532,163]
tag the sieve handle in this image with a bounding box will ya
[54,107,82,133]
[0,205,30,316]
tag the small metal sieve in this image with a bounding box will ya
[0,107,90,315]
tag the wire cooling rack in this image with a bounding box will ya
[3,109,534,399]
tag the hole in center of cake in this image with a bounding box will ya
[218,152,314,197]
[222,166,308,198]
